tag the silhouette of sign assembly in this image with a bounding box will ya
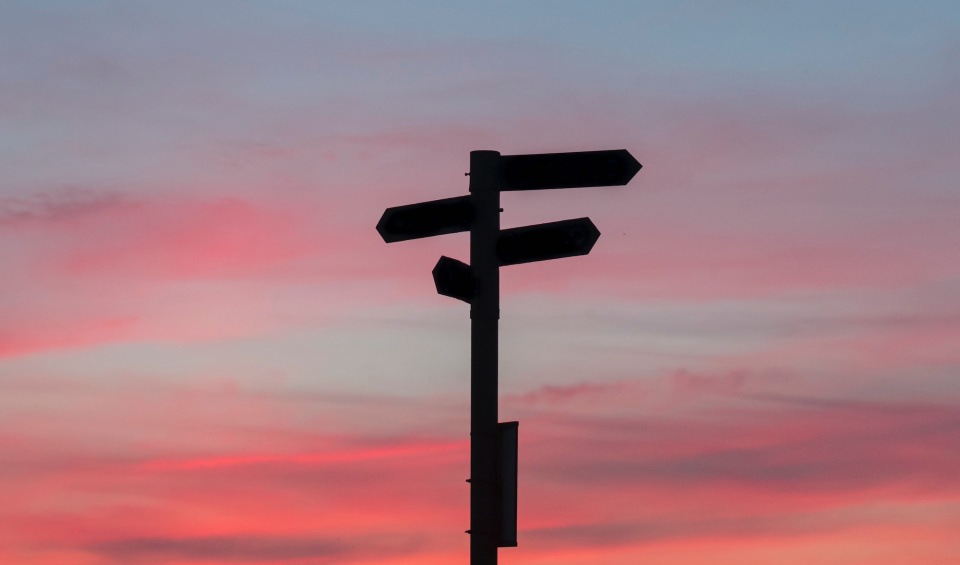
[377,149,641,565]
[376,195,473,243]
[497,218,600,266]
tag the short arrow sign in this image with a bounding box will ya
[433,256,475,303]
[500,149,641,191]
[497,217,600,266]
[377,195,473,243]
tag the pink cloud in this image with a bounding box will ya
[3,373,959,563]
[714,309,960,377]
[0,190,390,357]
[497,219,957,301]
[136,438,466,473]
[510,380,640,406]
[48,196,314,279]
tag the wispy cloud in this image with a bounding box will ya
[88,533,423,563]
[137,439,466,472]
[3,373,958,562]
[0,188,129,228]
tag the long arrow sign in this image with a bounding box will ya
[376,195,473,243]
[496,217,600,266]
[500,149,641,191]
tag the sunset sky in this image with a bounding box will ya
[2,2,960,564]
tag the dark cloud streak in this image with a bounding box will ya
[0,188,129,228]
[88,533,423,563]
[525,396,960,494]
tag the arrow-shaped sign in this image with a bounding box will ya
[433,256,475,303]
[500,149,641,191]
[496,217,600,266]
[376,195,473,243]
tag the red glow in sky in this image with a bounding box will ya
[1,2,959,564]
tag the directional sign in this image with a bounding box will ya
[496,217,600,266]
[500,149,641,191]
[433,256,475,303]
[377,195,473,243]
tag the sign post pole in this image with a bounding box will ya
[468,150,500,565]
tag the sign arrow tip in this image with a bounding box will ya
[623,150,642,183]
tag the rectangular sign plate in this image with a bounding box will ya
[498,421,519,548]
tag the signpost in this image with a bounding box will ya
[377,149,641,565]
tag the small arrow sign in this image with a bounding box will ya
[433,256,476,303]
[377,195,473,243]
[497,217,600,266]
[500,149,641,191]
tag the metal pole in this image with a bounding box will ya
[469,150,500,565]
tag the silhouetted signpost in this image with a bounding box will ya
[377,149,641,565]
